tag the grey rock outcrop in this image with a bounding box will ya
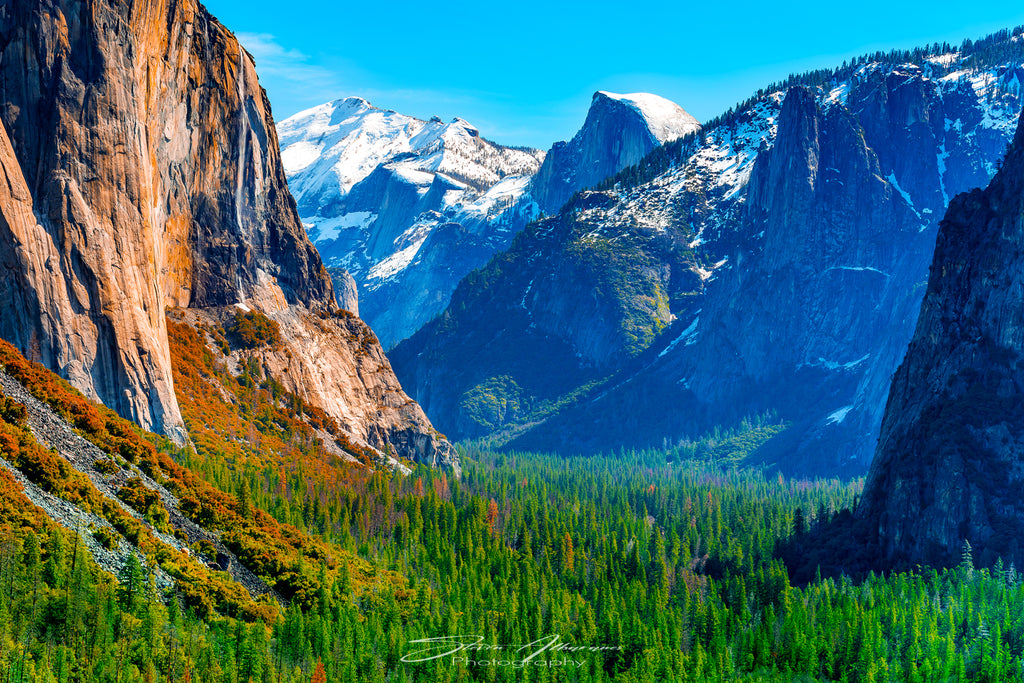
[859,111,1024,567]
[329,268,360,315]
[531,91,701,215]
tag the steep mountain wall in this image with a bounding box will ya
[859,112,1024,567]
[392,53,1022,473]
[0,0,454,468]
[531,91,701,214]
[389,191,702,440]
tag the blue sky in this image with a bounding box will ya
[203,0,1024,149]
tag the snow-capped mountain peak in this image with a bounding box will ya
[279,98,542,212]
[595,91,701,144]
[278,97,432,195]
[530,90,701,214]
[446,117,480,138]
[279,90,707,348]
[278,97,546,347]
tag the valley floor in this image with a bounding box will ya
[0,435,1020,682]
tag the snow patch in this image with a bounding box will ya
[458,175,533,220]
[885,172,923,223]
[826,81,851,106]
[367,239,425,282]
[825,265,889,277]
[815,354,870,371]
[307,212,376,243]
[660,314,700,358]
[281,140,323,174]
[827,406,853,425]
[597,91,701,143]
[520,279,535,310]
[926,52,961,67]
[391,164,435,188]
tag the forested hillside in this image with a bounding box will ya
[2,341,1024,681]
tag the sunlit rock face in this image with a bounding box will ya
[0,0,456,470]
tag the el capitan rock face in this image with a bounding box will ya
[0,0,455,469]
[859,112,1024,567]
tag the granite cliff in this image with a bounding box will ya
[392,39,1023,474]
[0,0,455,469]
[279,91,698,348]
[531,91,701,214]
[859,110,1024,567]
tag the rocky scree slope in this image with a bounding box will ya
[859,106,1024,568]
[279,92,699,348]
[0,0,454,470]
[392,35,1024,475]
[0,368,272,601]
[0,337,401,617]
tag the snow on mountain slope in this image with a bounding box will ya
[597,91,702,143]
[277,97,546,348]
[278,91,698,348]
[392,38,1024,476]
[278,97,542,219]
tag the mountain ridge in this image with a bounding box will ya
[391,31,1024,475]
[279,89,699,348]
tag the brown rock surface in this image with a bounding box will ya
[0,0,455,468]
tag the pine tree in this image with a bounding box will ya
[960,540,975,582]
[310,659,326,683]
[118,552,146,613]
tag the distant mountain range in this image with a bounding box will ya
[278,91,700,347]
[389,31,1024,476]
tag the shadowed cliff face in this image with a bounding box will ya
[550,75,1014,475]
[859,113,1024,568]
[672,85,932,473]
[0,0,455,469]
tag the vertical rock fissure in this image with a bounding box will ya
[234,48,249,300]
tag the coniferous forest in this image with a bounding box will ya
[3,0,1024,678]
[5,447,1024,683]
[3,343,1024,682]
